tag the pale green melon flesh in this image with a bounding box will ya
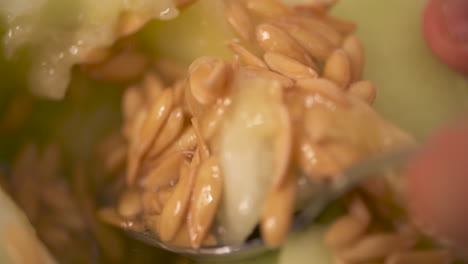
[0,188,57,264]
[0,0,178,99]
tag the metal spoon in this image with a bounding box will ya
[126,146,417,262]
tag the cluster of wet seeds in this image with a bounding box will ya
[88,0,458,263]
[0,144,100,264]
[0,0,460,263]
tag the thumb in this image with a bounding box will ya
[423,0,468,76]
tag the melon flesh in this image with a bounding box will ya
[1,0,178,99]
[0,188,57,264]
[214,70,285,245]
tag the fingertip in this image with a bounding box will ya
[407,119,468,254]
[423,0,468,76]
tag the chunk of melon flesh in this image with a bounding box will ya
[331,0,468,139]
[1,0,179,100]
[0,188,57,264]
[213,70,284,245]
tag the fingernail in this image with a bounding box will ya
[442,0,468,42]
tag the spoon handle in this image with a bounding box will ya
[293,145,418,230]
